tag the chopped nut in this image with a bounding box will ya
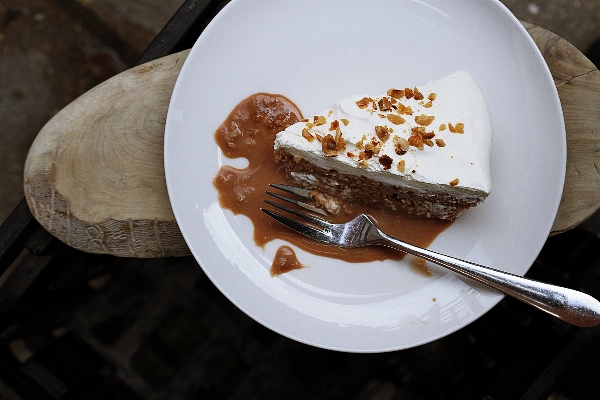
[387,88,405,99]
[334,127,345,151]
[397,159,406,172]
[364,138,382,155]
[305,122,314,129]
[408,135,424,150]
[387,114,406,125]
[424,139,434,147]
[356,97,370,109]
[347,152,355,158]
[413,87,424,101]
[404,87,414,99]
[397,103,413,115]
[439,123,446,131]
[379,154,393,170]
[313,115,327,126]
[421,130,435,139]
[359,150,372,160]
[302,128,314,142]
[428,93,437,101]
[358,160,368,168]
[336,135,346,151]
[423,101,433,108]
[414,114,435,126]
[435,139,446,147]
[411,126,425,136]
[329,119,339,131]
[301,118,309,122]
[448,122,465,134]
[341,118,349,126]
[322,134,338,156]
[393,135,409,155]
[375,125,390,142]
[450,178,459,186]
[315,133,323,142]
[378,97,392,111]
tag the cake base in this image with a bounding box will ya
[275,150,485,220]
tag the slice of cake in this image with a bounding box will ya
[273,70,492,220]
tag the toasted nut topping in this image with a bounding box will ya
[397,103,413,115]
[313,115,327,126]
[375,125,390,142]
[387,114,406,125]
[356,97,370,109]
[424,139,434,147]
[329,120,339,131]
[397,159,406,172]
[302,128,315,142]
[387,88,405,99]
[450,178,459,186]
[413,87,424,101]
[411,126,425,136]
[341,118,349,126]
[408,135,424,150]
[315,133,323,142]
[439,123,446,131]
[358,160,368,168]
[347,152,355,158]
[379,154,393,170]
[428,93,437,101]
[359,150,373,160]
[423,101,433,108]
[449,122,465,134]
[365,138,382,155]
[415,114,435,127]
[301,118,309,122]
[378,97,392,111]
[322,134,338,156]
[393,135,409,155]
[336,136,346,151]
[404,87,414,99]
[435,139,446,147]
[305,122,314,129]
[421,130,435,139]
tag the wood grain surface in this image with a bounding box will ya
[23,24,600,257]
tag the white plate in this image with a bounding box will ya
[164,0,565,352]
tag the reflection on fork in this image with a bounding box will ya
[261,183,600,328]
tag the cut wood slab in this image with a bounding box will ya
[23,24,600,257]
[24,50,191,257]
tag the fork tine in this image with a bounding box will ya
[260,208,333,243]
[262,199,332,229]
[268,183,312,199]
[266,191,328,216]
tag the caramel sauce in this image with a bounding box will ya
[270,246,306,276]
[213,93,453,273]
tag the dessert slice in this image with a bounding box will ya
[273,70,492,220]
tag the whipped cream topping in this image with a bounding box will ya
[274,70,492,195]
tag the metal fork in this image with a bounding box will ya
[262,183,600,328]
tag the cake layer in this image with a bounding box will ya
[274,152,486,220]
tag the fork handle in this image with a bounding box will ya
[374,231,600,327]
